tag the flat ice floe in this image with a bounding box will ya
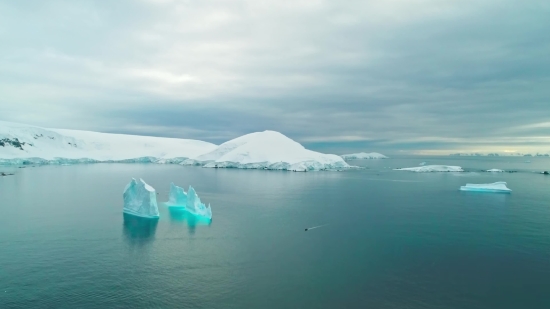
[394,165,463,172]
[123,178,160,218]
[340,152,388,159]
[460,182,511,193]
[486,169,505,172]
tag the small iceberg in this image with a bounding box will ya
[123,178,160,218]
[341,152,388,159]
[486,169,505,172]
[166,183,212,220]
[460,181,511,193]
[419,162,427,166]
[394,165,463,172]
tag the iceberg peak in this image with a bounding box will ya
[123,178,160,218]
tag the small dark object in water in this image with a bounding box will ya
[1,172,14,176]
[543,171,549,175]
[304,228,308,231]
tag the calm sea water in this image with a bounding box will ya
[1,156,549,309]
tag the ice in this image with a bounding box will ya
[166,182,188,206]
[460,181,511,193]
[394,165,463,172]
[419,162,427,166]
[182,131,349,171]
[341,152,388,159]
[187,186,213,219]
[123,178,160,218]
[486,169,505,172]
[165,183,212,219]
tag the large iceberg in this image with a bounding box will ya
[341,152,388,159]
[460,181,511,193]
[166,183,212,220]
[123,178,160,218]
[394,165,463,172]
[182,131,349,171]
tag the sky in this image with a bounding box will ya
[1,0,549,155]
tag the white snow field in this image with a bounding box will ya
[394,165,464,172]
[340,152,388,159]
[123,178,160,218]
[182,131,349,171]
[460,181,512,193]
[0,121,216,164]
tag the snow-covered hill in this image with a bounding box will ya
[341,152,388,159]
[183,131,349,171]
[0,121,216,164]
[0,121,349,171]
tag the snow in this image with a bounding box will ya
[123,178,160,218]
[460,181,511,193]
[0,120,216,163]
[182,131,349,171]
[486,169,505,172]
[341,152,388,159]
[394,165,463,172]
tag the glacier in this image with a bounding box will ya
[460,182,511,193]
[0,120,216,164]
[341,152,388,159]
[394,165,463,172]
[166,183,212,220]
[182,131,349,172]
[123,178,160,218]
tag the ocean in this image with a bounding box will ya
[1,156,549,308]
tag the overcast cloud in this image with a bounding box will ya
[1,0,549,154]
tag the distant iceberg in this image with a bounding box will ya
[460,181,511,193]
[123,178,160,218]
[341,152,388,159]
[486,169,505,172]
[419,162,427,166]
[165,183,212,220]
[394,165,463,172]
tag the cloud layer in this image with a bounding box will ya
[1,0,549,154]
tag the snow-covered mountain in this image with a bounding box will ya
[0,121,216,164]
[341,152,388,159]
[0,121,349,171]
[183,131,349,171]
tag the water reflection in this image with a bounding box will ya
[168,207,211,234]
[122,213,159,246]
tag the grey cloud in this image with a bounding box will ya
[0,0,549,154]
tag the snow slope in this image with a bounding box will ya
[394,165,463,172]
[0,121,216,163]
[341,152,388,159]
[183,131,349,171]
